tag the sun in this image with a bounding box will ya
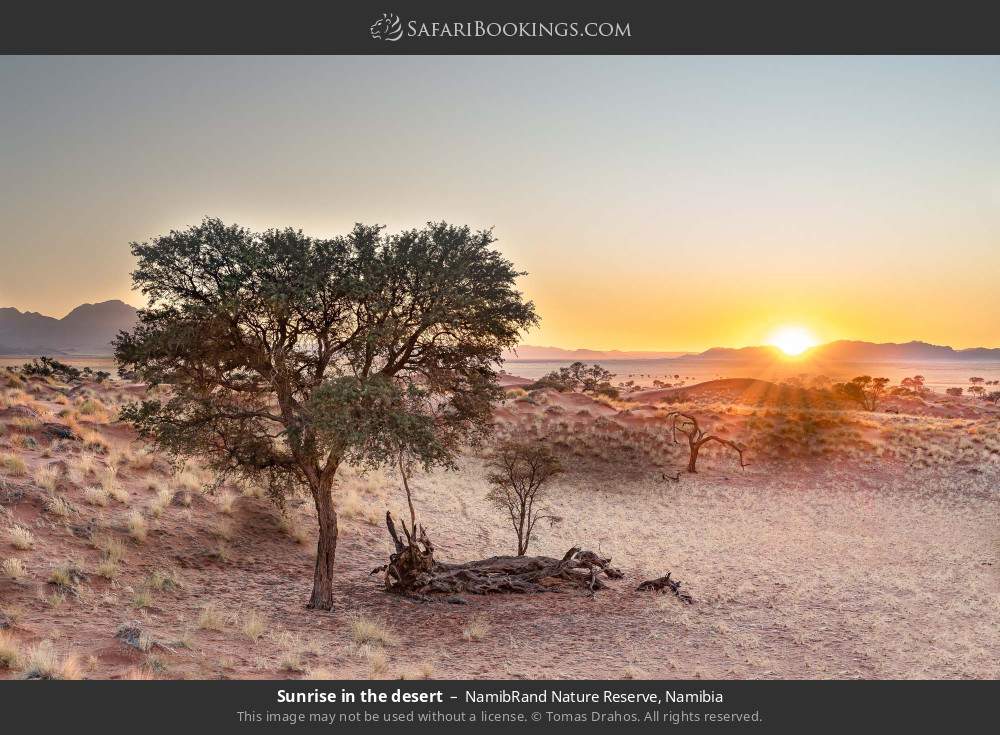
[767,326,818,356]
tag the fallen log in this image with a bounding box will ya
[371,512,623,596]
[637,572,694,604]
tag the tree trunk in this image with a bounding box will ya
[687,442,700,473]
[308,476,338,610]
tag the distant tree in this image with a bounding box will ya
[531,361,618,398]
[986,391,1000,405]
[945,387,964,397]
[892,375,929,397]
[665,412,747,474]
[485,440,563,556]
[833,375,890,411]
[114,218,537,610]
[21,356,82,381]
[968,377,987,398]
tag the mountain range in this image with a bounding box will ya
[504,345,690,360]
[0,300,138,355]
[696,340,1000,362]
[2,302,998,363]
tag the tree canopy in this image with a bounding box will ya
[115,218,538,609]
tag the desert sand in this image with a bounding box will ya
[0,369,998,680]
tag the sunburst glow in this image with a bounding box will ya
[767,326,818,356]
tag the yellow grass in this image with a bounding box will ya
[2,557,27,581]
[197,603,226,631]
[7,525,35,550]
[349,615,398,647]
[0,630,22,669]
[33,465,60,491]
[126,510,147,543]
[0,453,27,477]
[19,640,83,680]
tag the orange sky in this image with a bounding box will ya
[2,57,1000,351]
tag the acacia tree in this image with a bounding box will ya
[114,218,537,610]
[833,375,890,411]
[531,361,618,398]
[968,377,986,398]
[485,440,563,555]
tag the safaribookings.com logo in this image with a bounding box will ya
[369,13,631,42]
[370,13,403,41]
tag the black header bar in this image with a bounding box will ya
[4,1,1000,54]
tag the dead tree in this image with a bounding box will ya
[485,440,563,556]
[372,512,623,597]
[637,572,694,604]
[665,411,747,473]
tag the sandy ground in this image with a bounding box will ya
[0,373,997,680]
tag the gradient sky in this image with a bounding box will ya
[2,56,999,351]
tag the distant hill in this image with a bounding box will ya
[506,339,1000,365]
[681,340,1000,363]
[505,345,690,361]
[810,340,1000,361]
[0,300,138,355]
[691,340,1000,362]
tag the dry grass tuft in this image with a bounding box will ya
[147,568,180,591]
[461,615,490,641]
[349,614,398,647]
[240,610,267,642]
[45,495,73,518]
[357,644,389,677]
[197,603,226,631]
[83,486,109,507]
[0,630,22,669]
[149,487,174,517]
[126,510,147,543]
[33,465,60,491]
[7,525,35,550]
[132,588,153,609]
[278,513,310,545]
[216,490,237,515]
[0,453,27,477]
[19,640,83,680]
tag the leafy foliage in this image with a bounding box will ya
[115,217,537,607]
